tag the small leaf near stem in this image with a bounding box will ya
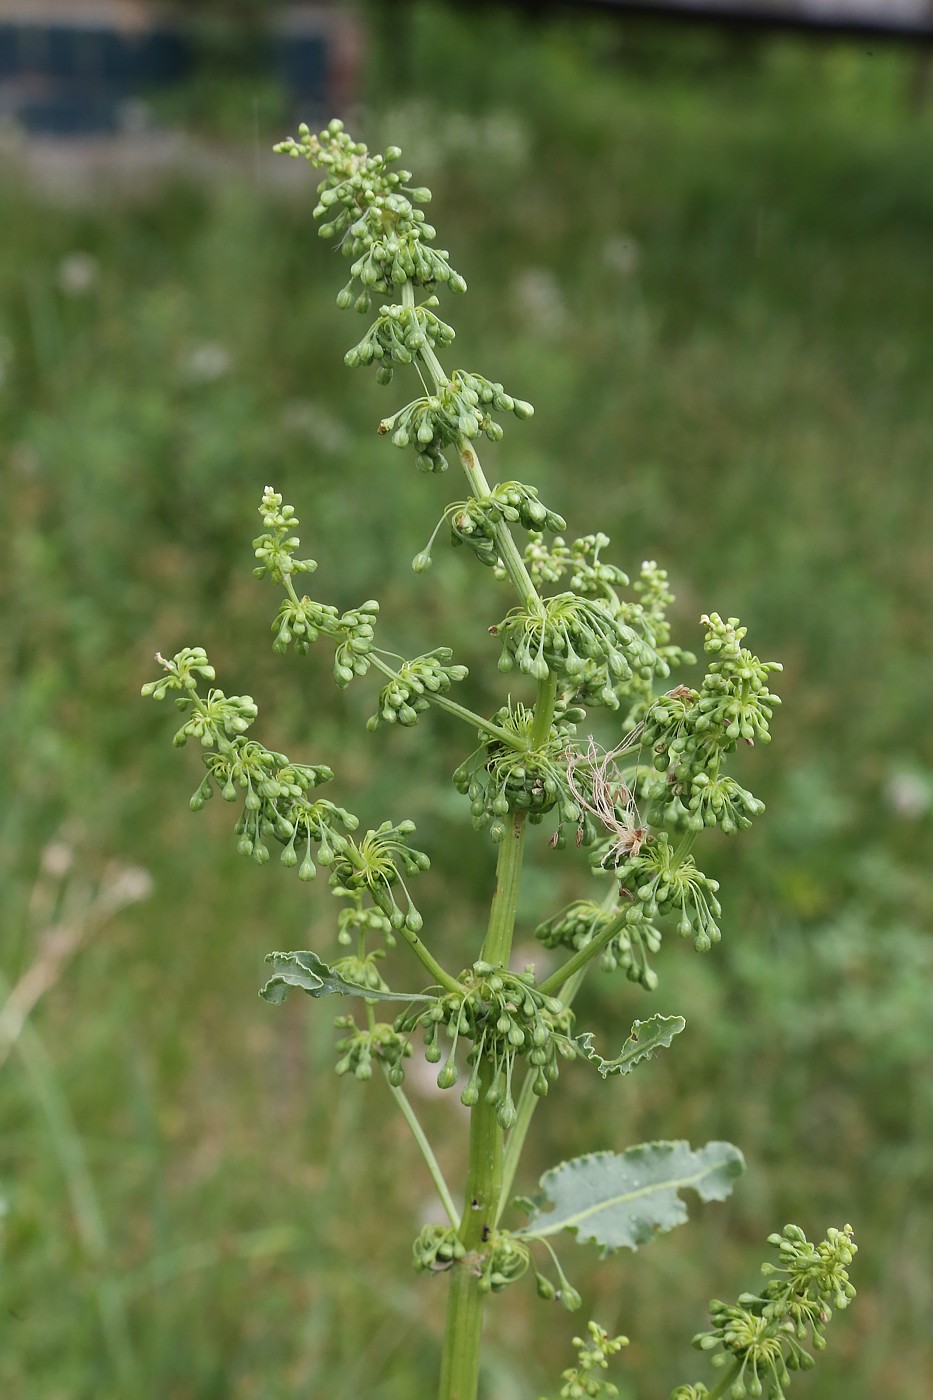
[260,949,432,1004]
[576,1016,686,1078]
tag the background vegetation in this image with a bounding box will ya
[1,5,931,1397]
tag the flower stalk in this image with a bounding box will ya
[141,118,854,1400]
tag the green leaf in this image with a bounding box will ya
[576,1015,686,1077]
[520,1141,745,1255]
[259,950,433,1005]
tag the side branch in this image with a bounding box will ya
[537,901,631,999]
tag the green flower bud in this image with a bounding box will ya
[436,1061,458,1090]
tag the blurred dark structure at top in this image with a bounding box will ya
[521,0,933,41]
[3,0,931,143]
[0,0,360,137]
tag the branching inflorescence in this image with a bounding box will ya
[143,119,853,1400]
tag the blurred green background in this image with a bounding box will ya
[1,4,932,1397]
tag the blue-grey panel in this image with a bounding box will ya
[0,23,188,83]
[16,92,120,135]
[274,34,327,95]
[0,27,16,78]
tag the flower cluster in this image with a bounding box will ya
[140,645,216,700]
[275,119,466,313]
[473,1230,532,1295]
[327,819,430,933]
[683,1224,856,1399]
[333,1014,411,1085]
[141,650,353,878]
[274,595,380,679]
[344,295,455,384]
[608,834,723,953]
[252,487,317,585]
[366,648,469,729]
[412,1224,466,1274]
[335,893,396,949]
[638,615,782,832]
[416,1224,533,1297]
[452,704,593,845]
[519,531,630,597]
[615,562,697,713]
[491,592,666,706]
[378,369,532,473]
[252,489,381,674]
[535,898,662,992]
[395,962,577,1128]
[542,1321,629,1400]
[415,480,565,573]
[506,546,692,715]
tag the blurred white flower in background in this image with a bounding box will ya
[280,398,351,454]
[602,234,640,277]
[180,342,231,384]
[57,251,99,296]
[883,766,932,821]
[512,266,569,339]
[379,102,530,178]
[100,864,155,913]
[40,840,75,879]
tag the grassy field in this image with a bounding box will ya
[1,6,931,1397]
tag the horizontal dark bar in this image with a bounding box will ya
[544,0,933,41]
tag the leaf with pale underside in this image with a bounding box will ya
[576,1015,686,1077]
[260,950,433,1005]
[519,1141,745,1255]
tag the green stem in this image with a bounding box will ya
[416,280,549,1399]
[438,1060,504,1400]
[672,829,698,867]
[537,904,632,999]
[457,437,541,612]
[497,964,590,1226]
[707,1358,743,1398]
[439,794,530,1400]
[387,1078,461,1229]
[416,334,541,614]
[530,668,558,749]
[498,883,618,1220]
[363,997,459,1229]
[367,653,526,749]
[395,917,463,997]
[429,691,525,747]
[278,579,525,751]
[480,813,527,967]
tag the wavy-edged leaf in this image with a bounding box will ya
[260,950,433,1005]
[520,1141,744,1255]
[576,1015,685,1077]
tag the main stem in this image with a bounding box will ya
[438,820,524,1400]
[437,1058,504,1400]
[413,275,556,1400]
